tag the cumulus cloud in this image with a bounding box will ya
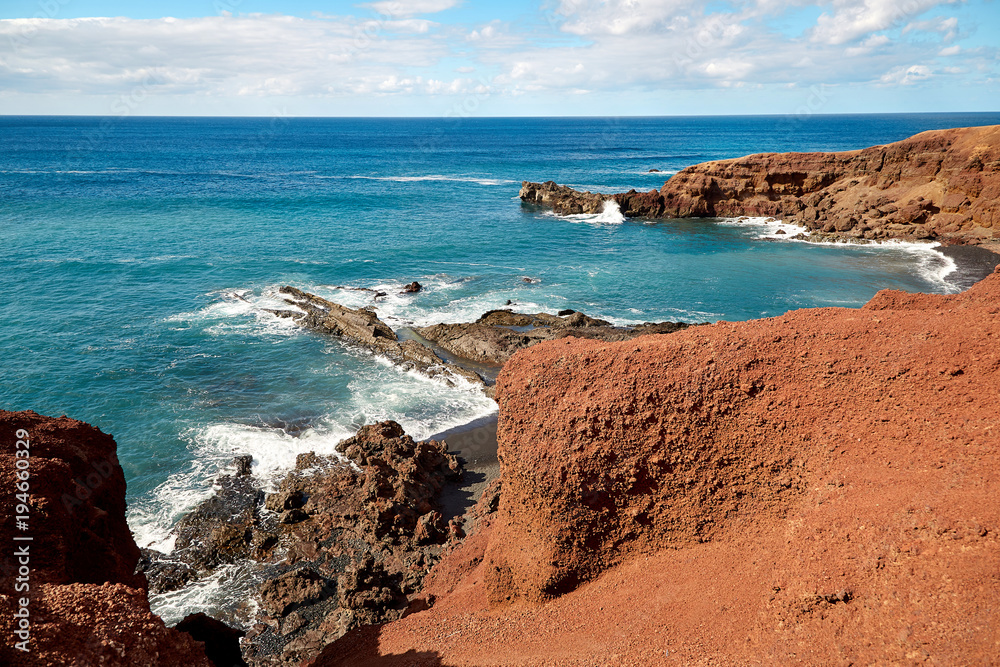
[879,64,933,85]
[364,0,463,19]
[0,0,989,111]
[0,15,476,98]
[810,0,949,45]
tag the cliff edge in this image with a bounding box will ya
[315,265,1000,666]
[0,411,213,666]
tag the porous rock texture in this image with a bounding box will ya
[313,265,1000,666]
[0,410,213,667]
[522,125,1000,248]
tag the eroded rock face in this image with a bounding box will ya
[0,410,213,667]
[483,266,1000,605]
[518,181,609,215]
[522,125,1000,246]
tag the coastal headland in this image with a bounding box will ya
[2,125,999,665]
[521,124,1000,251]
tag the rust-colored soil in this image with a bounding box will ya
[314,266,1000,666]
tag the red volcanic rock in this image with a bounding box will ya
[524,125,1000,248]
[316,266,1000,666]
[0,411,212,667]
[0,584,212,667]
[656,124,1000,245]
[0,411,143,588]
[484,266,1000,605]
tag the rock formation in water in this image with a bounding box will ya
[0,411,215,667]
[142,421,464,666]
[242,422,463,666]
[521,124,1000,248]
[312,265,1000,666]
[268,286,485,388]
[414,309,692,366]
[273,285,693,375]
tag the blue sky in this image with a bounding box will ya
[1,0,997,116]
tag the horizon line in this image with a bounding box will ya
[3,111,1000,120]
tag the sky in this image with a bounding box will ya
[0,0,997,116]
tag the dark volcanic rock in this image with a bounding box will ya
[171,463,266,575]
[401,281,422,293]
[415,309,694,366]
[519,180,607,215]
[137,548,199,594]
[157,421,465,666]
[269,286,485,388]
[175,613,248,667]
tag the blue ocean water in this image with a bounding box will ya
[2,113,999,605]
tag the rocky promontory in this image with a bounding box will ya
[521,124,1000,248]
[272,285,694,375]
[268,286,486,388]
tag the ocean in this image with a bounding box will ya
[3,113,1000,620]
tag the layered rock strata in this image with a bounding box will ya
[521,124,1000,247]
[274,286,694,374]
[414,309,691,366]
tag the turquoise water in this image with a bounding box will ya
[3,113,999,559]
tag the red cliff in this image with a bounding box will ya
[0,411,213,666]
[315,265,1000,665]
[522,125,1000,248]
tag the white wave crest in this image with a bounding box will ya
[557,199,626,225]
[316,174,514,186]
[717,216,808,239]
[718,217,960,292]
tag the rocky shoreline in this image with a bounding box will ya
[12,264,1000,665]
[4,125,1000,665]
[267,285,697,392]
[521,124,1000,251]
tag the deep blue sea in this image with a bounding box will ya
[3,113,1000,619]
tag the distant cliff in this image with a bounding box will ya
[521,124,1000,248]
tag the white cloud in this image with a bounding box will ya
[0,0,989,113]
[365,0,462,19]
[844,33,890,56]
[811,0,949,45]
[0,16,465,98]
[879,64,933,85]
